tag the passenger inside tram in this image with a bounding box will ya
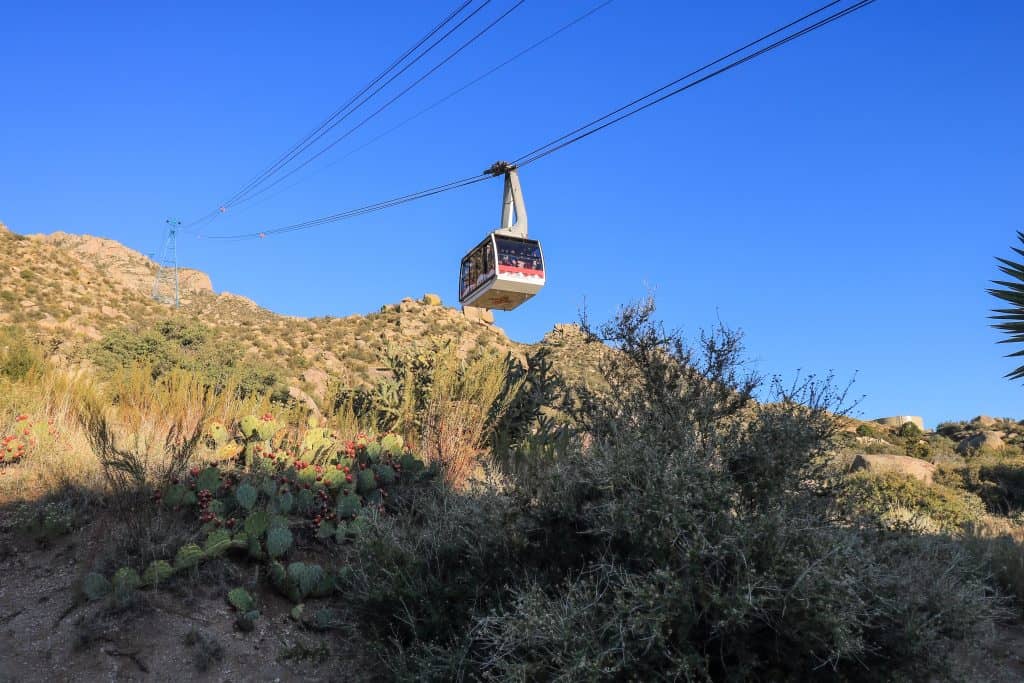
[496,238,543,273]
[460,241,497,299]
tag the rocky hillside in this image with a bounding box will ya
[2,221,1014,433]
[0,222,608,409]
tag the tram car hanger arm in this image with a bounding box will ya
[458,163,545,312]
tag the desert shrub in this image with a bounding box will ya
[898,421,924,438]
[926,433,958,461]
[937,421,964,437]
[339,342,527,487]
[0,328,45,380]
[90,320,285,400]
[964,517,1024,614]
[76,368,230,494]
[341,299,1003,681]
[837,470,985,533]
[856,423,880,437]
[937,456,1024,514]
[905,438,931,459]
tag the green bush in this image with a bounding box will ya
[90,320,284,399]
[898,421,924,438]
[856,423,880,437]
[937,456,1024,515]
[340,300,1003,681]
[0,328,45,380]
[837,470,985,533]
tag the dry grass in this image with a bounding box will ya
[77,366,278,494]
[0,358,285,505]
[420,348,523,488]
[0,368,99,503]
[965,515,1024,612]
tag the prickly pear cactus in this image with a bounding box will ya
[236,482,258,511]
[365,442,382,462]
[336,492,362,519]
[302,427,333,456]
[239,415,261,440]
[256,414,279,441]
[381,433,404,455]
[203,529,233,556]
[111,567,141,606]
[288,562,323,601]
[141,560,174,587]
[208,421,231,445]
[244,510,269,537]
[227,587,255,612]
[356,468,377,494]
[174,544,205,570]
[83,572,112,601]
[373,463,397,486]
[266,526,293,559]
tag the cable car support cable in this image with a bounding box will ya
[205,0,614,220]
[180,0,485,230]
[220,0,504,211]
[199,0,878,242]
[224,0,527,209]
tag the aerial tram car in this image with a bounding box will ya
[458,162,545,311]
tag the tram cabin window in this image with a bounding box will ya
[495,237,543,274]
[460,239,497,300]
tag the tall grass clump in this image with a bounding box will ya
[339,342,525,488]
[340,298,1004,681]
[0,330,99,500]
[77,366,252,496]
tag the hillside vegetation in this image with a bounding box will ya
[2,224,1024,680]
[0,222,527,404]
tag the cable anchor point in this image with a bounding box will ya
[484,161,516,176]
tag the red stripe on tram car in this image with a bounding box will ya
[499,265,544,278]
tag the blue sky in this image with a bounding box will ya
[2,1,1022,424]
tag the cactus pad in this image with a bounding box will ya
[244,510,269,537]
[356,468,377,494]
[239,415,261,439]
[141,560,174,587]
[174,543,206,570]
[266,526,293,558]
[227,587,255,612]
[204,529,233,556]
[235,482,258,511]
[381,433,404,455]
[83,572,112,601]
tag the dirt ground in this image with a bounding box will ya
[0,526,369,683]
[3,521,1024,682]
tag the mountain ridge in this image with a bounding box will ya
[0,222,590,410]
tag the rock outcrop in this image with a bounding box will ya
[849,453,936,485]
[956,432,1005,454]
[34,231,213,296]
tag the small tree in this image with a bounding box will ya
[989,230,1024,380]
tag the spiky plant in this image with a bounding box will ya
[989,231,1024,380]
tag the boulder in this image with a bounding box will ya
[956,431,1005,454]
[288,386,321,417]
[422,293,442,306]
[301,368,329,402]
[849,453,936,485]
[462,305,494,324]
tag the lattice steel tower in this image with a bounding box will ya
[152,218,181,307]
